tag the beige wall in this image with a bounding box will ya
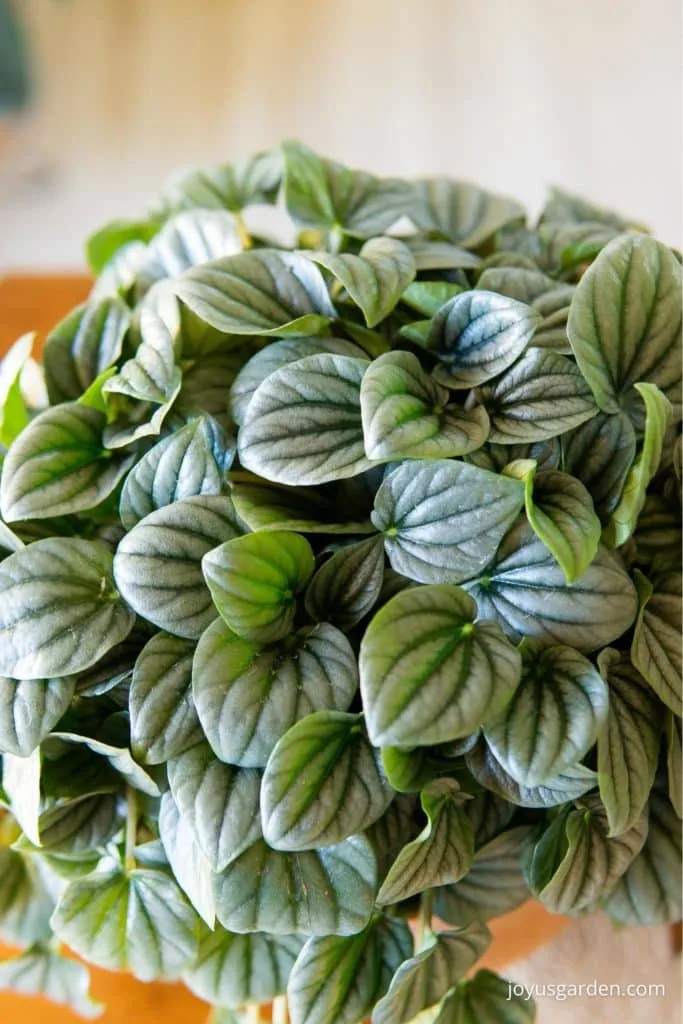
[1,0,681,268]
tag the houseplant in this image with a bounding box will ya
[0,141,680,1024]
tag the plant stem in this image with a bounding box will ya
[246,1005,263,1024]
[124,785,138,872]
[272,995,289,1024]
[416,890,434,951]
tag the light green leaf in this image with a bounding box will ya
[86,216,159,274]
[465,738,598,808]
[0,945,102,1019]
[51,867,199,981]
[631,571,682,715]
[287,917,412,1024]
[202,530,314,644]
[3,748,41,845]
[230,481,374,535]
[464,519,638,651]
[158,791,216,927]
[129,632,202,764]
[378,780,474,904]
[175,249,335,337]
[113,495,241,639]
[0,849,54,945]
[371,459,524,584]
[282,140,414,237]
[398,319,431,346]
[238,353,372,486]
[305,536,384,631]
[560,411,637,525]
[184,924,301,1008]
[475,349,597,443]
[477,266,574,353]
[603,383,672,547]
[360,351,490,460]
[401,281,464,317]
[103,310,181,405]
[596,649,663,836]
[483,641,609,787]
[0,676,75,757]
[0,403,133,522]
[435,826,533,927]
[167,742,262,871]
[136,209,243,291]
[443,968,536,1024]
[43,297,130,405]
[0,538,135,680]
[360,584,522,747]
[526,793,648,913]
[405,239,481,271]
[603,789,682,925]
[214,835,377,936]
[665,712,682,818]
[155,150,281,216]
[412,178,524,249]
[371,923,492,1024]
[192,618,358,767]
[567,233,682,414]
[0,332,32,447]
[427,291,540,389]
[309,237,415,327]
[261,711,392,850]
[120,416,233,529]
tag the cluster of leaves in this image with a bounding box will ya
[0,140,681,1024]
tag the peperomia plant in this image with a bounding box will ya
[0,140,680,1024]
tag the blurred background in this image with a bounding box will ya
[0,0,681,270]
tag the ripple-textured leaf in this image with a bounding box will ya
[129,632,202,764]
[43,297,130,405]
[412,178,524,249]
[0,676,75,756]
[309,237,415,327]
[631,571,682,714]
[305,536,385,631]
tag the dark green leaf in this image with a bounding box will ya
[43,298,130,405]
[305,536,384,631]
[443,968,536,1024]
[49,732,159,796]
[631,571,682,715]
[465,738,598,808]
[230,481,374,535]
[665,712,682,818]
[560,411,637,525]
[412,179,524,249]
[129,632,202,764]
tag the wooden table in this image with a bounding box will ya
[0,272,572,1022]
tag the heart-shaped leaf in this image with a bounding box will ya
[43,297,130,405]
[477,266,574,353]
[371,460,525,584]
[360,351,490,460]
[0,403,134,522]
[305,536,385,631]
[3,748,41,844]
[465,738,598,808]
[129,632,203,764]
[167,742,262,871]
[475,349,597,443]
[483,641,609,787]
[631,571,682,714]
[136,209,243,292]
[155,150,281,216]
[360,584,522,747]
[427,290,540,388]
[0,538,135,680]
[158,791,216,927]
[202,530,315,643]
[175,249,335,336]
[86,216,159,273]
[567,233,682,415]
[0,946,102,1019]
[103,310,181,406]
[192,618,358,767]
[214,835,377,936]
[287,917,412,1024]
[113,495,241,639]
[596,649,663,837]
[464,519,638,652]
[238,354,372,486]
[261,710,393,850]
[0,676,75,757]
[309,237,415,327]
[560,411,637,525]
[412,178,524,249]
[377,780,474,904]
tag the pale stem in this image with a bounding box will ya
[272,994,289,1024]
[124,785,138,872]
[246,1005,263,1024]
[416,889,435,951]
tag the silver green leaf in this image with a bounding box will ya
[0,538,135,680]
[49,732,159,796]
[192,618,358,768]
[427,290,540,389]
[174,249,335,337]
[287,917,413,1024]
[442,968,536,1024]
[51,867,199,982]
[136,209,243,292]
[129,632,202,764]
[596,649,663,837]
[360,584,522,747]
[113,495,241,639]
[0,676,75,757]
[103,310,182,406]
[560,411,637,525]
[120,415,233,529]
[377,780,474,905]
[412,178,524,249]
[371,459,525,584]
[371,923,492,1024]
[464,519,638,652]
[238,353,372,486]
[0,849,54,945]
[213,835,377,936]
[483,641,609,787]
[360,351,490,460]
[526,793,648,914]
[155,150,281,216]
[434,826,533,927]
[477,266,574,353]
[31,792,121,857]
[230,481,375,535]
[465,738,598,809]
[631,571,682,715]
[167,741,262,872]
[309,237,415,327]
[305,536,385,631]
[475,348,597,444]
[567,233,682,415]
[158,791,216,927]
[0,945,102,1019]
[405,240,481,271]
[183,924,301,1008]
[177,345,253,428]
[43,297,130,405]
[3,748,41,844]
[0,403,134,522]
